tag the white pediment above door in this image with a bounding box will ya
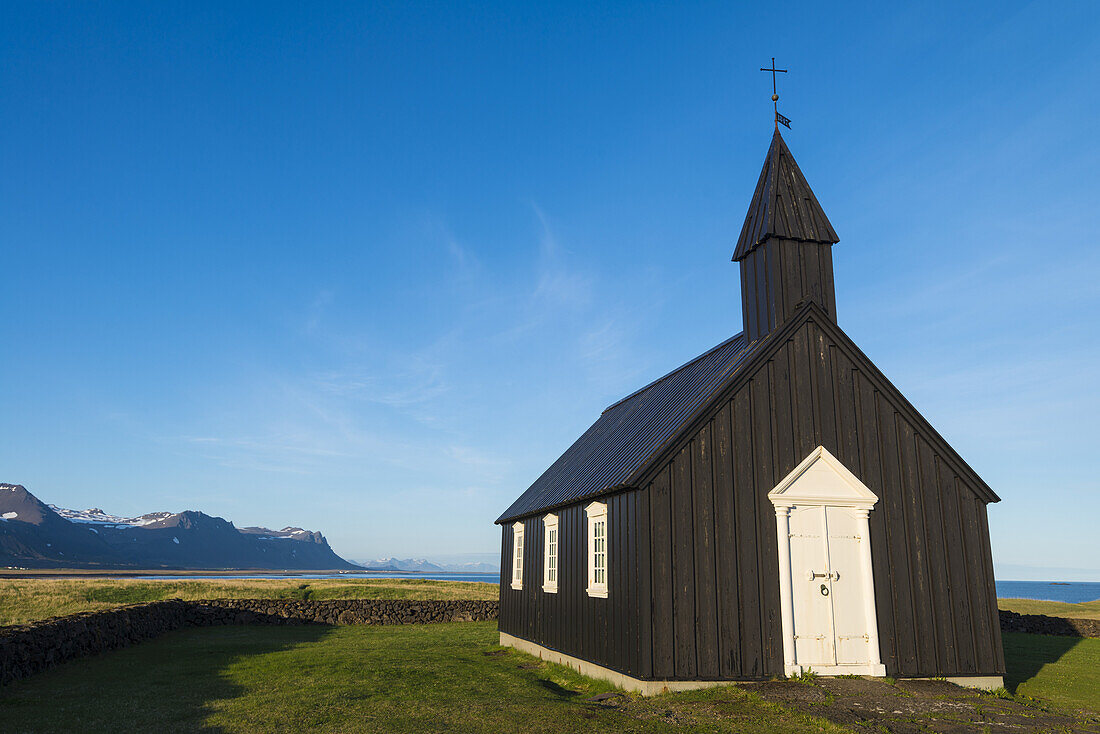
[768,446,879,510]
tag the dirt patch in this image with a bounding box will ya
[817,677,906,698]
[894,679,976,697]
[741,677,1100,733]
[739,680,829,703]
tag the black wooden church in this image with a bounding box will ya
[495,129,1004,693]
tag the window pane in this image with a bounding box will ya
[547,527,557,584]
[591,518,607,587]
[514,532,523,581]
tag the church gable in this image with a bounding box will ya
[631,303,996,506]
[638,305,1003,680]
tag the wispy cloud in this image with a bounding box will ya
[529,205,594,312]
[303,289,336,334]
[158,204,660,559]
[313,358,449,409]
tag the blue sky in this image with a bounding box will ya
[2,2,1098,576]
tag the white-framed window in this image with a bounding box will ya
[542,514,559,593]
[585,501,608,598]
[511,522,524,590]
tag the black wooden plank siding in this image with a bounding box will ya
[732,386,763,677]
[650,468,671,676]
[500,308,1002,681]
[898,418,935,673]
[977,505,1007,673]
[498,489,647,678]
[740,240,839,343]
[712,402,740,678]
[671,446,696,678]
[752,364,783,672]
[918,438,954,673]
[692,424,720,679]
[638,487,653,679]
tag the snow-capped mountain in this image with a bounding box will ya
[355,557,499,573]
[360,557,446,572]
[446,561,499,573]
[50,505,174,527]
[1,483,356,570]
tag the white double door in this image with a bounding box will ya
[769,446,886,677]
[788,504,876,669]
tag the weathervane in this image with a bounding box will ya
[761,57,791,129]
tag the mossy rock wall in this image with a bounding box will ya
[0,599,498,685]
[998,609,1100,637]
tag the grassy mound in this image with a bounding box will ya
[997,597,1100,620]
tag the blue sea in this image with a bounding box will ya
[995,580,1100,604]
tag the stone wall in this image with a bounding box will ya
[1,600,192,685]
[0,598,498,685]
[998,609,1100,638]
[190,598,498,626]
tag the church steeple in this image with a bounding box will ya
[735,130,839,342]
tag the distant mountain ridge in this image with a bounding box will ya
[0,483,356,570]
[356,557,499,573]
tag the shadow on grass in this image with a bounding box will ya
[535,677,581,698]
[0,625,338,734]
[1001,632,1081,694]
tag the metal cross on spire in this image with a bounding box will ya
[760,57,791,129]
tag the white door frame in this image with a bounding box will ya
[768,446,886,677]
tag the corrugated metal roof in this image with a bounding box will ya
[496,333,755,524]
[732,129,838,261]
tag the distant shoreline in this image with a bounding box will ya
[996,579,1100,605]
[0,568,500,580]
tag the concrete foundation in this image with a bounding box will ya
[941,676,1005,691]
[499,632,735,695]
[498,633,1004,695]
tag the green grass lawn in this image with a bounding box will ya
[0,577,498,625]
[2,580,1097,732]
[0,621,1096,732]
[0,621,846,734]
[998,597,1100,620]
[1001,632,1100,715]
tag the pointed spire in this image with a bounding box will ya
[733,130,838,262]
